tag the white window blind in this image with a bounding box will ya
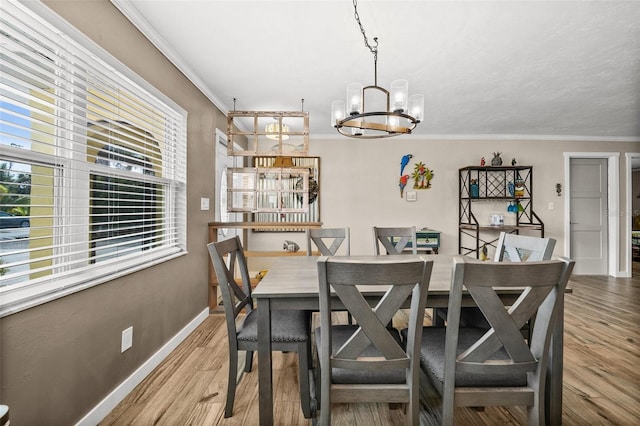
[0,0,187,316]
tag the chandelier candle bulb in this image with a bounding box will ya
[390,79,409,112]
[409,94,424,122]
[347,83,363,115]
[331,100,346,126]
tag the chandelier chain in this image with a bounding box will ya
[353,0,378,84]
[352,0,378,60]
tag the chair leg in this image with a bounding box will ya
[225,350,238,417]
[244,350,254,373]
[528,377,544,426]
[318,357,331,426]
[314,363,321,406]
[319,384,330,426]
[407,397,418,425]
[298,342,312,418]
[442,387,455,426]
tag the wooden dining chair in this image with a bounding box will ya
[494,232,557,262]
[420,256,574,426]
[315,255,433,425]
[306,227,350,256]
[207,236,312,418]
[435,232,557,327]
[373,226,418,255]
[307,227,356,323]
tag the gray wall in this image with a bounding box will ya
[250,139,640,272]
[0,1,223,424]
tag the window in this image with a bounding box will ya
[0,1,187,316]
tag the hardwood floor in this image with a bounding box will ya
[100,268,640,425]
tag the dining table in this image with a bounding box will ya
[252,254,567,426]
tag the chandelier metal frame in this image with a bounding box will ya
[333,0,422,139]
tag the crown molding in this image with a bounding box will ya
[310,133,640,142]
[110,0,229,115]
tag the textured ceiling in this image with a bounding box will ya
[113,0,640,140]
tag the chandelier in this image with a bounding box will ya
[331,0,424,139]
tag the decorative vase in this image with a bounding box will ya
[470,180,479,198]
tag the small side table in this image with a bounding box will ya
[416,229,441,254]
[393,229,441,254]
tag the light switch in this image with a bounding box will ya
[548,202,554,210]
[200,197,210,211]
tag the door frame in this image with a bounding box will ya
[214,128,243,238]
[625,152,640,277]
[563,152,620,277]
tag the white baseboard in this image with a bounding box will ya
[616,269,632,278]
[76,308,209,426]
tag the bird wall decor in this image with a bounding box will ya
[400,154,413,175]
[399,174,409,198]
[398,154,434,197]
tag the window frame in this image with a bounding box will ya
[0,0,187,317]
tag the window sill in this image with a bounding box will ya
[0,248,186,318]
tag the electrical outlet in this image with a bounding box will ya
[121,326,133,353]
[200,197,210,211]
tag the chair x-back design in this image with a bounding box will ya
[373,226,418,255]
[439,232,557,328]
[420,256,574,425]
[306,227,350,256]
[316,255,433,425]
[207,236,312,418]
[494,232,557,262]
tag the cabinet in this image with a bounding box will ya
[459,166,544,258]
[392,229,441,254]
[416,229,441,253]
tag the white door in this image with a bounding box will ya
[215,129,241,242]
[570,158,608,274]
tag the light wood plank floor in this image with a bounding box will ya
[100,267,640,425]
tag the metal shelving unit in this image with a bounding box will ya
[458,165,544,258]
